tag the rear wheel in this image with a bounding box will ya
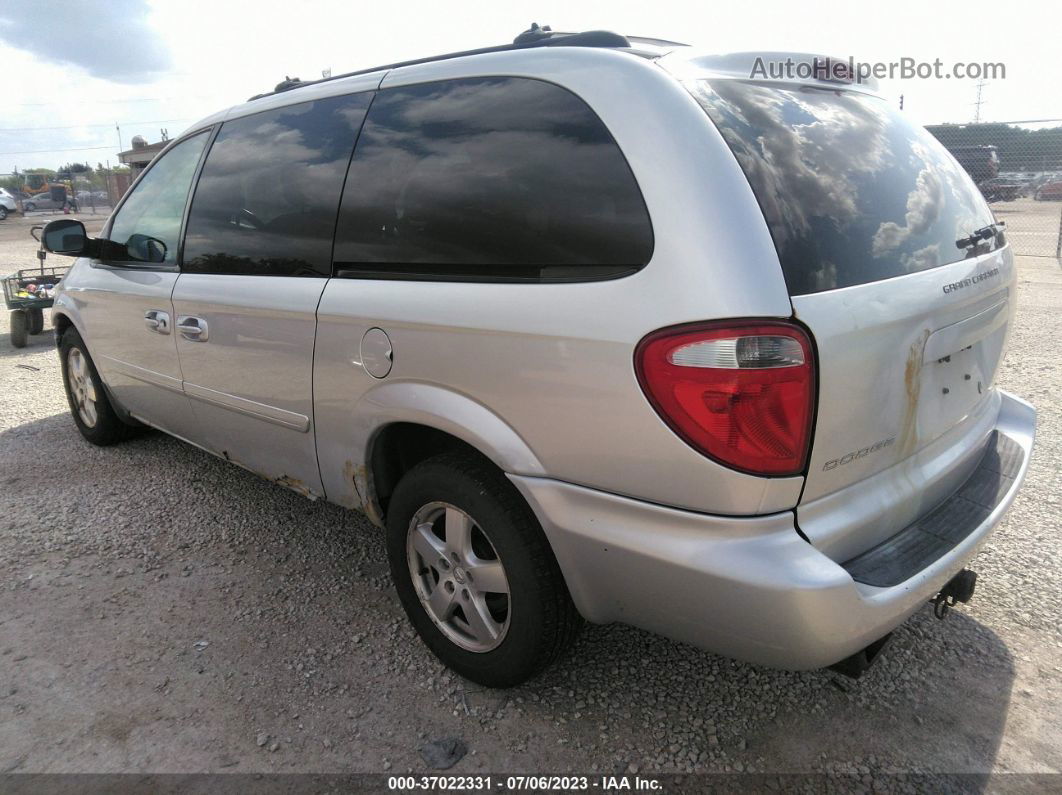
[59,327,138,445]
[10,310,27,348]
[28,308,44,335]
[386,452,581,687]
[0,206,7,220]
[24,202,36,212]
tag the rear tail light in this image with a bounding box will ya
[635,321,816,476]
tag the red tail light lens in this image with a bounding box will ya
[635,321,816,476]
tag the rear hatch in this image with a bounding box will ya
[685,71,1013,561]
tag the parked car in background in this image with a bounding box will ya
[979,176,1026,203]
[40,33,1035,687]
[75,190,109,203]
[22,193,55,211]
[23,192,77,212]
[1035,179,1062,201]
[0,188,16,220]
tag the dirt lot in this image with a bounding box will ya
[0,221,1060,784]
[990,197,1062,258]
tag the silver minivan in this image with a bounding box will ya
[42,29,1035,687]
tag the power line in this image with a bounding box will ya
[0,117,193,132]
[8,95,212,107]
[0,145,115,155]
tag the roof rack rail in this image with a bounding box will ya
[248,24,634,102]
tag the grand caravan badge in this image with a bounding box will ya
[943,267,1000,294]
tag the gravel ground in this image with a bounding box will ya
[1,220,1060,783]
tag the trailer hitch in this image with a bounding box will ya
[932,568,977,619]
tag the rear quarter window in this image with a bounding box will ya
[690,80,1000,295]
[333,76,653,281]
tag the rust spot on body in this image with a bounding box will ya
[337,459,365,509]
[342,460,361,496]
[897,329,931,458]
[341,459,382,524]
[274,474,317,500]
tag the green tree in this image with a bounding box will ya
[927,123,1062,173]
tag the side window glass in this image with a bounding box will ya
[107,131,209,265]
[182,93,372,277]
[333,77,653,281]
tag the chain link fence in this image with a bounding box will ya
[0,169,120,218]
[927,119,1062,258]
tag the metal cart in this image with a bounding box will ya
[3,225,70,348]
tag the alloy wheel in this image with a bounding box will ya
[406,501,511,652]
[67,347,99,427]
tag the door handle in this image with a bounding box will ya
[144,309,170,334]
[176,315,209,341]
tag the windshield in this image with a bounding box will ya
[690,80,1001,295]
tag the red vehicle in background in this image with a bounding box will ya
[1035,179,1062,201]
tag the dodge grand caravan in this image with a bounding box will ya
[41,28,1035,687]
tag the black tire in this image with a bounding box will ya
[386,452,581,688]
[24,202,36,212]
[0,206,7,220]
[59,327,138,445]
[10,310,28,348]
[28,308,44,335]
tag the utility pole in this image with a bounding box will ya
[14,166,23,214]
[116,122,123,153]
[973,80,987,123]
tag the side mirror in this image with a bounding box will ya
[41,219,87,256]
[126,234,168,263]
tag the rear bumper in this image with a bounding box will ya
[509,390,1035,670]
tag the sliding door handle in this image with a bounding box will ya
[176,315,209,341]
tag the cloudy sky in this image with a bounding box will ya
[2,0,1059,175]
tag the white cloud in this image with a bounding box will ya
[0,0,170,82]
[2,0,1059,174]
[872,168,944,255]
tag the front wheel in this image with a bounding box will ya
[0,206,7,220]
[386,452,581,687]
[59,327,138,445]
[23,202,36,212]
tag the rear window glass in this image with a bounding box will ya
[690,80,1000,295]
[333,76,653,282]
